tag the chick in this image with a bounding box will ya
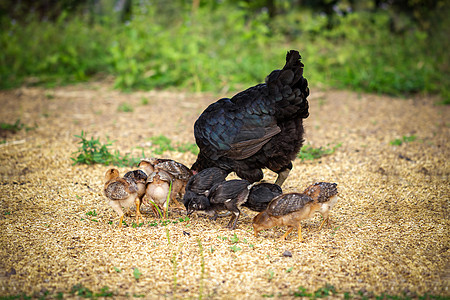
[145,170,174,218]
[302,182,338,230]
[139,158,193,206]
[104,168,142,227]
[182,167,228,210]
[252,193,319,242]
[188,179,254,230]
[243,182,282,212]
[124,169,147,203]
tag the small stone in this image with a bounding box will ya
[282,250,292,257]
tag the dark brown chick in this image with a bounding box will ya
[302,182,338,230]
[253,193,319,242]
[104,168,142,227]
[139,157,193,207]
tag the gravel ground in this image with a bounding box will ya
[0,83,448,299]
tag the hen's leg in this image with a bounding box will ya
[275,163,292,186]
[280,227,293,241]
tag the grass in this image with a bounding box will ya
[390,135,417,146]
[298,143,342,161]
[0,119,25,133]
[117,102,134,112]
[71,131,144,167]
[197,238,205,300]
[293,284,336,298]
[133,268,141,280]
[0,119,37,134]
[145,134,199,155]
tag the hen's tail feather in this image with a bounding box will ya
[265,50,309,119]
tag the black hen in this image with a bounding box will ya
[191,50,309,186]
[243,182,283,212]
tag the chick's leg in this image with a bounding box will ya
[297,223,304,242]
[318,213,330,231]
[135,198,143,224]
[280,227,293,241]
[109,200,125,228]
[119,214,124,228]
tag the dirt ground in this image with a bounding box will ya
[0,82,448,299]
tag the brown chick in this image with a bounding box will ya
[104,168,142,227]
[253,193,319,242]
[124,169,148,219]
[302,182,338,230]
[139,158,192,207]
[145,170,173,218]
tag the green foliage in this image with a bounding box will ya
[68,284,114,299]
[117,102,134,112]
[150,135,175,155]
[86,210,97,216]
[71,131,144,167]
[0,119,24,132]
[197,238,205,300]
[390,135,417,146]
[133,267,141,280]
[267,269,274,280]
[0,2,448,102]
[230,233,240,244]
[298,143,342,161]
[230,244,242,252]
[293,284,336,298]
[147,134,199,155]
[175,142,200,155]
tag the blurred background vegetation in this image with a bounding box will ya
[1,0,448,102]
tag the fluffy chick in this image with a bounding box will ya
[139,158,192,206]
[188,179,253,230]
[302,182,338,230]
[182,167,228,210]
[243,182,282,212]
[104,168,142,227]
[124,169,147,203]
[145,170,174,218]
[253,193,319,242]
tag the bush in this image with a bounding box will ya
[0,2,447,102]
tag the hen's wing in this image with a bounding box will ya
[267,193,313,216]
[194,96,281,161]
